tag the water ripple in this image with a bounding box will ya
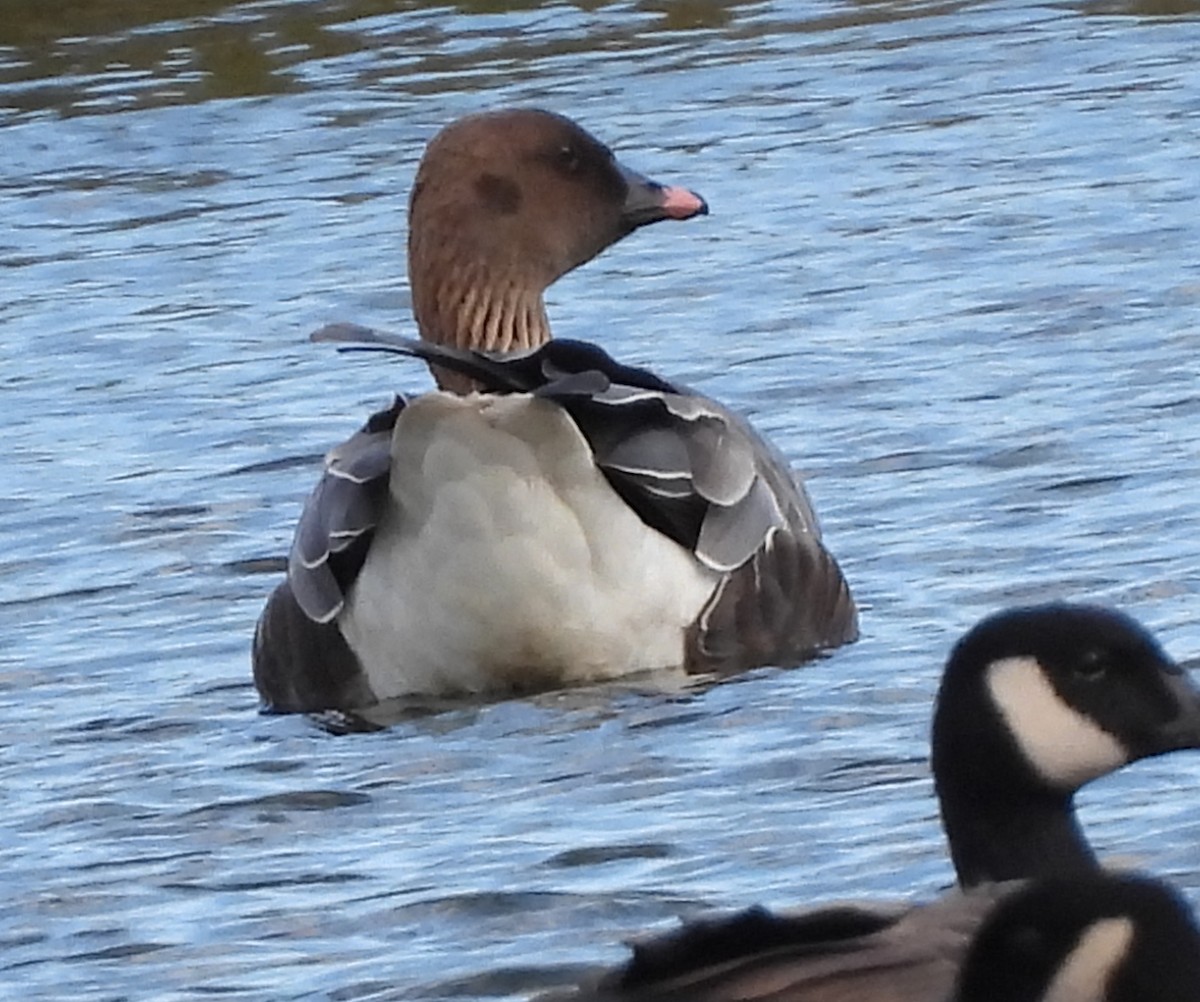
[3,2,1200,1000]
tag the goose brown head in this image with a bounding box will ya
[406,108,707,389]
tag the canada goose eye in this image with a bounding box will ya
[1074,649,1110,682]
[556,144,582,174]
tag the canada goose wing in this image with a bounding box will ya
[567,885,1016,1002]
[315,324,858,667]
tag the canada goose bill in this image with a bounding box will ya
[252,108,857,714]
[553,603,1200,1001]
[952,872,1200,1002]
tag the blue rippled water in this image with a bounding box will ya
[2,1,1199,998]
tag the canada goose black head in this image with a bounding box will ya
[933,603,1200,887]
[953,873,1200,1002]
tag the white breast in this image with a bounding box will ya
[339,392,720,697]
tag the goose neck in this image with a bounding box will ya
[940,781,1098,888]
[411,259,552,391]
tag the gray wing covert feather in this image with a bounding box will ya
[569,384,858,669]
[251,396,403,714]
[287,397,403,624]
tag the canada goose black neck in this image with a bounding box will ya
[939,778,1096,888]
[406,108,706,391]
[933,604,1200,888]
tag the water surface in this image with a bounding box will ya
[3,1,1200,999]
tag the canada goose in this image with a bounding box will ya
[953,873,1200,1002]
[556,603,1200,1001]
[252,109,857,713]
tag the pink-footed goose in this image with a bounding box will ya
[253,109,857,713]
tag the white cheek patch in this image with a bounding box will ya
[1043,917,1134,1002]
[987,656,1129,789]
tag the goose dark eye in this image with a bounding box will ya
[1074,649,1110,681]
[556,144,581,174]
